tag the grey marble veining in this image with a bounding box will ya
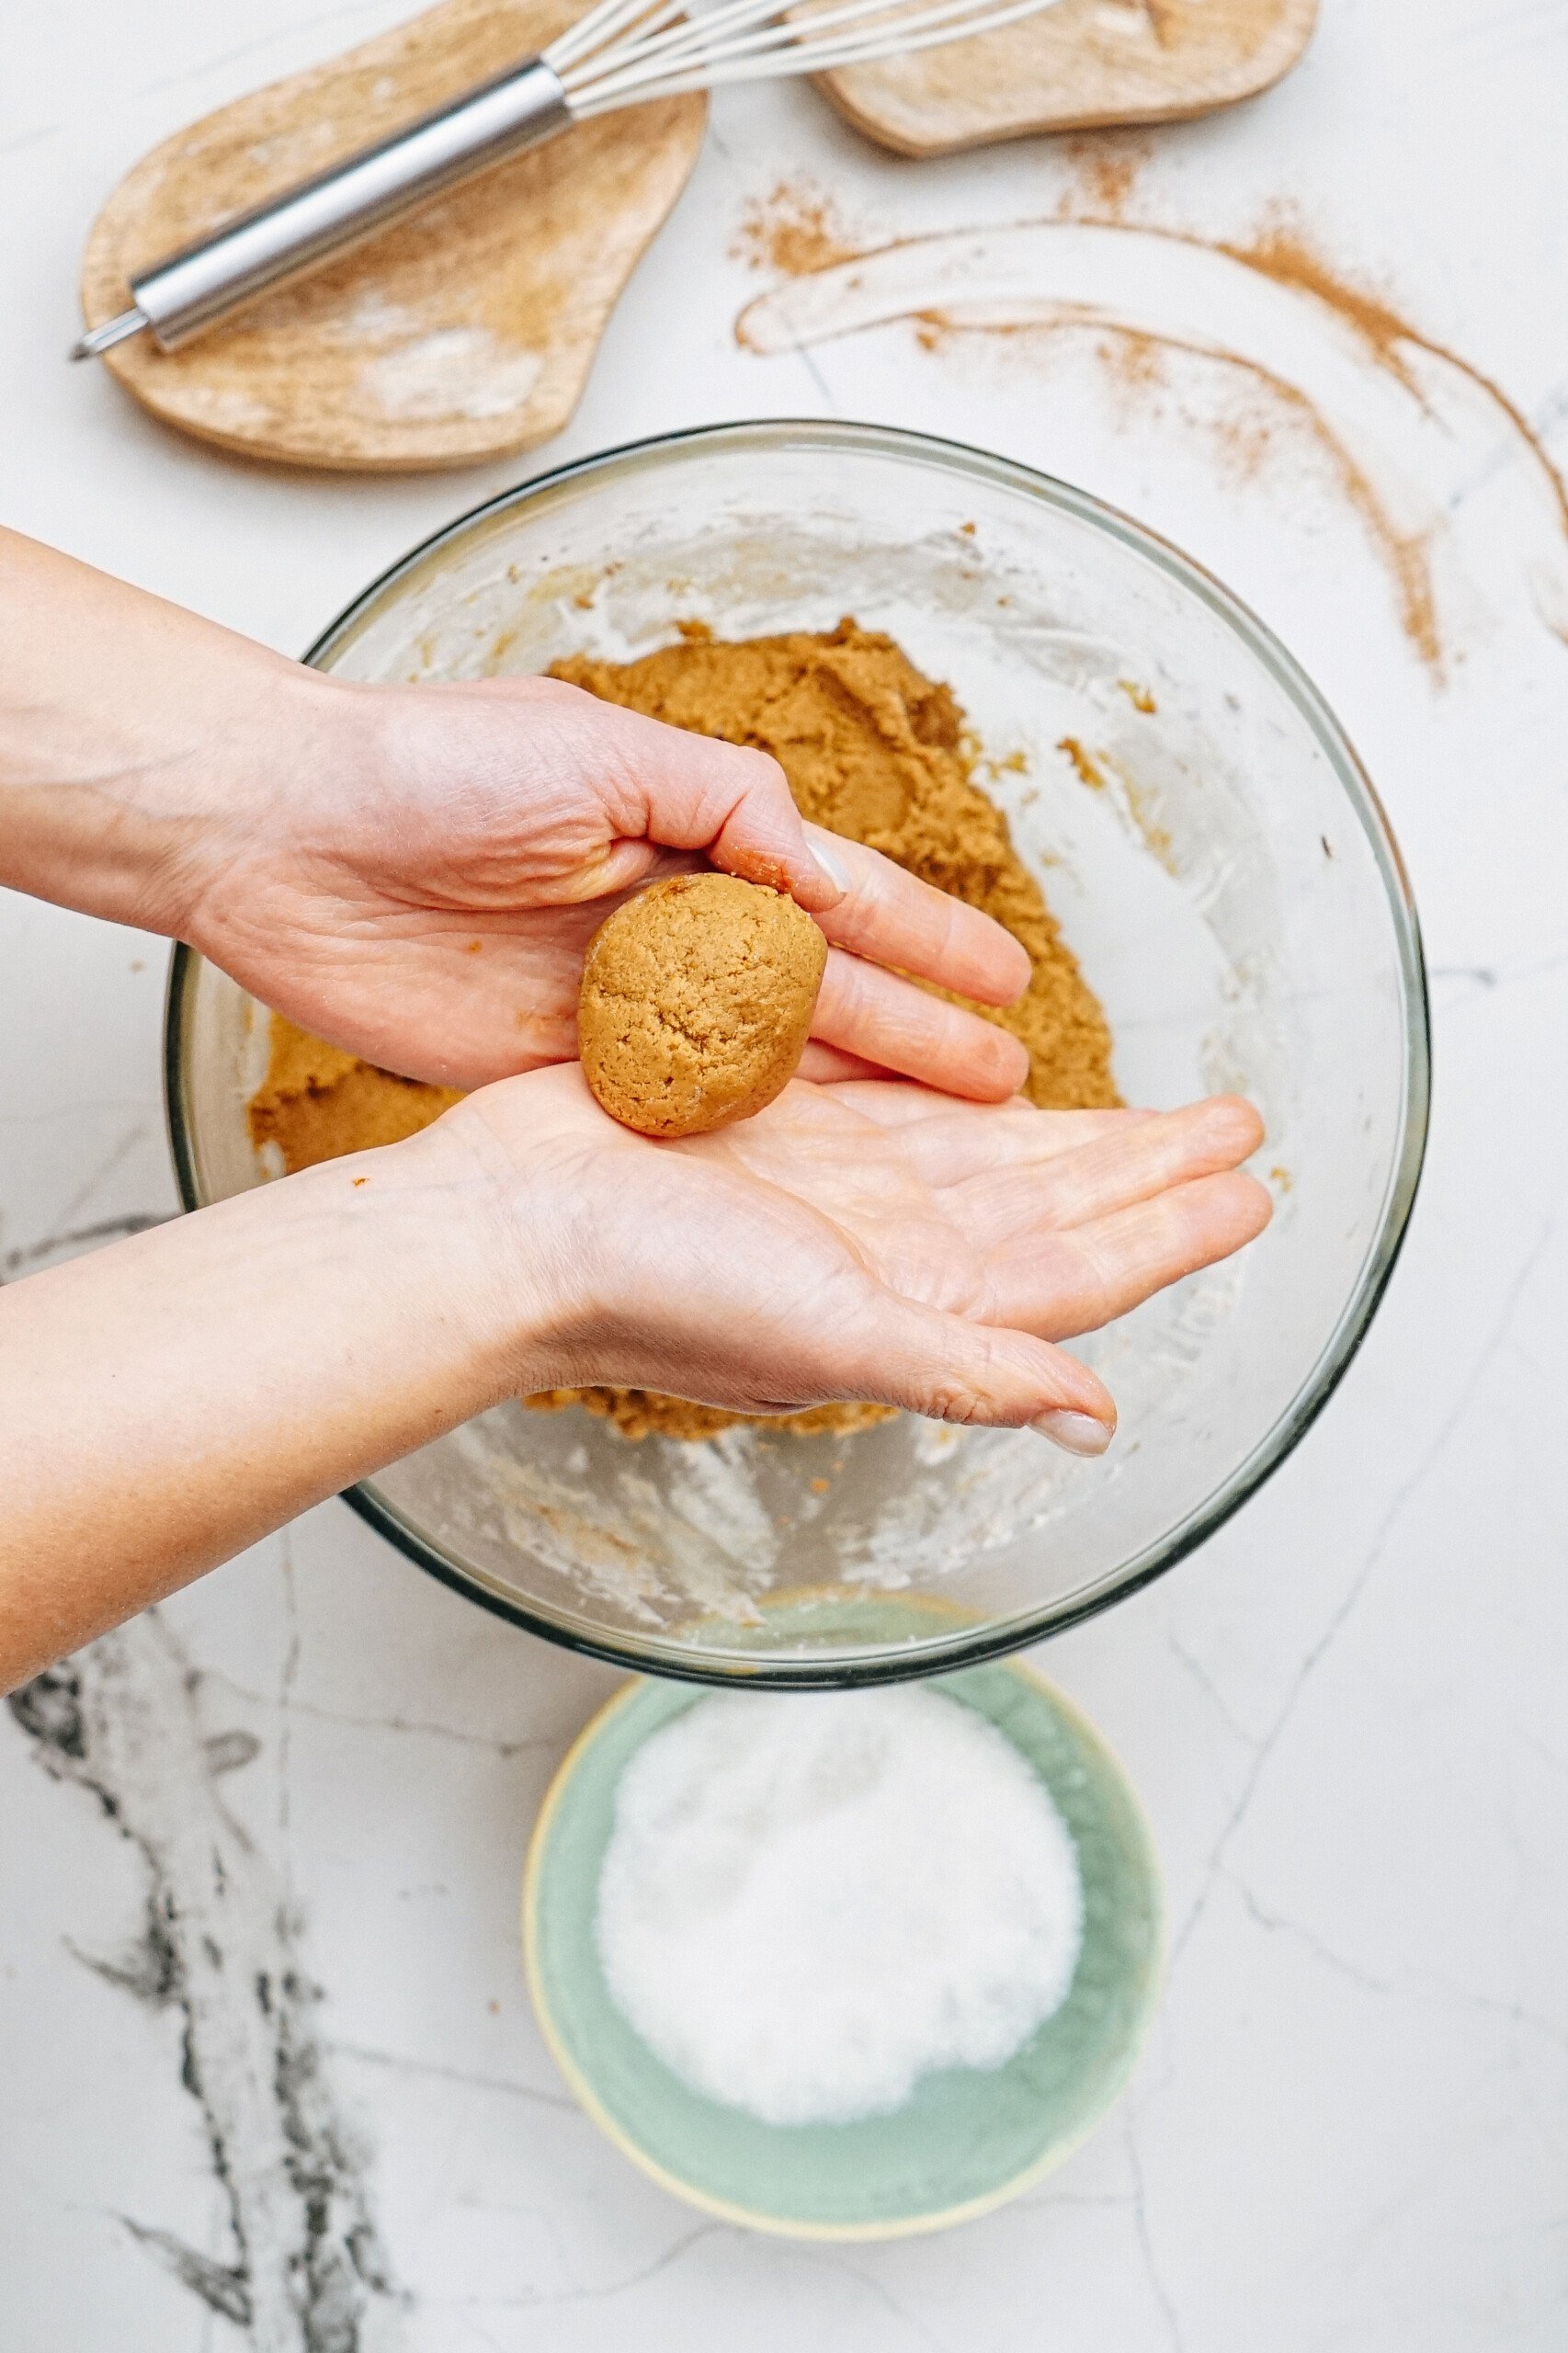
[9,1619,401,2350]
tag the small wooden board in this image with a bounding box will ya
[815,0,1317,158]
[81,0,706,472]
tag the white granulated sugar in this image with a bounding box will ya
[596,1688,1084,2127]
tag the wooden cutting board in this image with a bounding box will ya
[80,0,705,472]
[815,0,1317,157]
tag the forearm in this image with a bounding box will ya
[0,525,330,935]
[0,1118,536,1691]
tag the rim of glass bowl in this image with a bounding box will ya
[165,418,1431,1688]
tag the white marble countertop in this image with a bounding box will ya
[5,2,1568,2344]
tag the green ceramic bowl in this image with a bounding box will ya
[523,1632,1164,2239]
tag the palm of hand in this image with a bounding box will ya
[471,1068,1269,1426]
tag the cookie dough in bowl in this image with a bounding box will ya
[166,421,1427,1688]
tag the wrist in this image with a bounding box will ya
[423,1074,609,1397]
[365,1090,587,1409]
[0,638,333,943]
[0,525,346,938]
[159,660,354,949]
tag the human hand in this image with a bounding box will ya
[185,670,1035,1096]
[460,1071,1272,1449]
[0,1059,1266,1685]
[0,530,1027,1093]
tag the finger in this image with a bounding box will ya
[538,838,690,906]
[812,951,1031,1103]
[804,825,1031,1006]
[796,1040,893,1085]
[879,1106,1158,1191]
[990,1169,1274,1340]
[830,1093,1155,1188]
[959,1096,1265,1243]
[816,1288,1118,1454]
[585,693,843,915]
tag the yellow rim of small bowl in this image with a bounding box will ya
[520,1657,1166,2242]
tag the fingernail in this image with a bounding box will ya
[1030,1409,1113,1457]
[810,837,851,894]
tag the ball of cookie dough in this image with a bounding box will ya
[579,872,829,1139]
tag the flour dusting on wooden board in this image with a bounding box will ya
[361,327,544,420]
[80,0,707,470]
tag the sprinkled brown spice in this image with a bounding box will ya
[736,195,1568,678]
[731,176,864,278]
[1058,130,1154,222]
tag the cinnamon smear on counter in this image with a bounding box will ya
[248,622,1117,1444]
[731,176,865,278]
[1057,131,1155,223]
[734,190,1568,678]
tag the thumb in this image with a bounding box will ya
[705,748,846,917]
[828,1291,1118,1457]
[590,699,844,915]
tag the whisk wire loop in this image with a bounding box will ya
[554,0,794,93]
[551,0,1062,111]
[546,0,687,73]
[575,0,926,79]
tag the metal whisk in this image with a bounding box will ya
[73,0,1064,361]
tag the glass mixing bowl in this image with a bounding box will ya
[165,420,1428,1686]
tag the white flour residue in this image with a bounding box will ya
[173,383,275,434]
[360,329,543,420]
[449,1410,778,1629]
[333,290,414,344]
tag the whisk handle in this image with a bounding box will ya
[114,59,572,354]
